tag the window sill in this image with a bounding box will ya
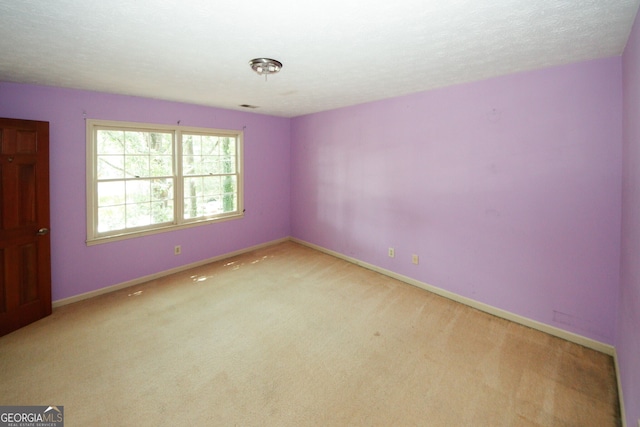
[86,213,244,246]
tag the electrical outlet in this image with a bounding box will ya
[412,254,419,265]
[174,245,181,255]
[388,247,395,258]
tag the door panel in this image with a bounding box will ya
[0,248,5,314]
[20,242,38,304]
[0,118,51,336]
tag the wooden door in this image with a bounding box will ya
[0,118,51,336]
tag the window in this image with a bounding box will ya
[86,120,243,244]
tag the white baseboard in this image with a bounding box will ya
[290,237,616,356]
[52,237,290,308]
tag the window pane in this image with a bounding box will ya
[126,180,151,204]
[222,175,237,212]
[182,175,236,217]
[221,155,236,173]
[98,205,126,232]
[183,155,235,176]
[183,136,197,175]
[98,181,125,206]
[183,135,237,176]
[183,173,237,218]
[124,131,149,154]
[186,157,205,176]
[183,196,221,218]
[151,155,172,176]
[149,133,172,154]
[201,135,220,155]
[222,193,237,213]
[183,177,200,218]
[194,135,205,156]
[202,157,219,175]
[184,177,202,196]
[183,176,230,218]
[212,157,223,175]
[151,178,173,201]
[183,158,195,176]
[126,202,151,228]
[221,138,236,154]
[183,136,201,175]
[202,176,222,196]
[98,155,125,179]
[152,200,174,224]
[204,197,221,215]
[97,130,124,155]
[183,197,200,219]
[183,134,196,157]
[207,159,220,174]
[125,155,150,178]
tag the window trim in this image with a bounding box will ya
[86,119,244,245]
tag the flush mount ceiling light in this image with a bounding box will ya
[249,58,282,81]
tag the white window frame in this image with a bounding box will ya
[86,119,244,245]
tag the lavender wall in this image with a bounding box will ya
[620,9,640,426]
[0,83,291,301]
[291,57,622,345]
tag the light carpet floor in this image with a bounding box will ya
[0,241,620,426]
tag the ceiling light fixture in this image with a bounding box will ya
[249,58,282,81]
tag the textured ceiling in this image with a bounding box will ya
[0,0,639,117]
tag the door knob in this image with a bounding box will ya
[37,228,49,236]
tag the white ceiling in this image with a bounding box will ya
[1,0,638,118]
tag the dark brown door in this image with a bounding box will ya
[0,118,51,336]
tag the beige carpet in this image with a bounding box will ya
[0,241,620,426]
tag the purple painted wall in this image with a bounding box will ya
[291,57,622,345]
[620,9,640,427]
[0,83,291,301]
